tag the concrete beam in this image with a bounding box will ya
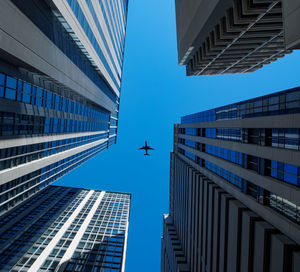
[178,113,300,129]
[179,134,300,167]
[178,143,300,206]
[282,0,300,49]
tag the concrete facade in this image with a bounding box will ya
[162,153,300,272]
[175,0,300,76]
[162,87,300,271]
[282,0,300,49]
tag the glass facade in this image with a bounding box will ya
[178,87,300,224]
[182,87,300,123]
[0,0,128,212]
[0,142,108,216]
[0,186,131,271]
[0,133,108,172]
[0,72,110,137]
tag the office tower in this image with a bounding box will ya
[161,87,300,271]
[0,185,131,271]
[174,0,300,76]
[0,0,128,214]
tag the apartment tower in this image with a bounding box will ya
[162,87,300,271]
[174,0,300,75]
[0,0,129,215]
[0,185,131,271]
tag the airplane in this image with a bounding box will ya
[138,141,154,156]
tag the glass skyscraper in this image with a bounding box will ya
[0,0,128,214]
[162,87,300,271]
[0,185,131,271]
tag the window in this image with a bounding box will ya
[22,83,31,103]
[41,260,51,268]
[270,161,299,186]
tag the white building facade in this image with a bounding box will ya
[0,186,131,271]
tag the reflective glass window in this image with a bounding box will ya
[6,76,17,89]
[5,88,16,100]
[22,83,31,103]
[36,88,43,106]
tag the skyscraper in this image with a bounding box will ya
[174,0,300,76]
[0,0,128,214]
[162,87,300,271]
[0,185,131,272]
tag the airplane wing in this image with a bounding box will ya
[148,146,155,150]
[139,146,146,150]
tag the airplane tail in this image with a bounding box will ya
[144,153,150,156]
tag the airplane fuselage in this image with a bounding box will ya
[139,140,154,156]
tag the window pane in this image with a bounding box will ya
[0,86,4,97]
[5,88,16,100]
[6,76,17,89]
[23,83,31,103]
[0,73,4,85]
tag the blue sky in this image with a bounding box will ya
[54,0,300,271]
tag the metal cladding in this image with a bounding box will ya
[186,0,292,76]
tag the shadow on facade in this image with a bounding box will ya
[58,232,125,272]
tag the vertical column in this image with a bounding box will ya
[28,190,95,272]
[218,194,234,272]
[56,191,106,271]
[253,221,278,272]
[269,234,299,272]
[226,200,247,272]
[194,173,201,271]
[212,188,225,272]
[240,211,261,272]
[197,176,204,271]
[206,183,217,272]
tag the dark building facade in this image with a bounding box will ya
[174,0,300,76]
[0,185,131,271]
[162,87,300,271]
[0,0,128,215]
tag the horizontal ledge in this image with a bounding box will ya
[0,138,107,184]
[178,134,300,167]
[0,131,107,149]
[178,113,300,129]
[178,143,300,206]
